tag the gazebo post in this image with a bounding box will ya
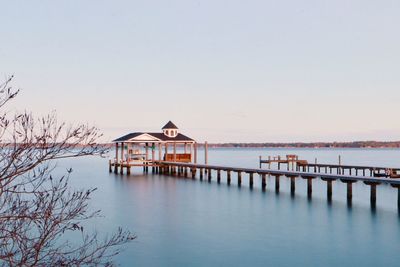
[145,143,149,173]
[173,142,177,162]
[151,143,155,173]
[194,142,198,164]
[205,141,208,165]
[114,143,119,173]
[190,143,193,163]
[120,142,124,174]
[126,143,130,165]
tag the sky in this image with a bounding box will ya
[0,0,399,143]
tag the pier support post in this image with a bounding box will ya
[307,178,312,197]
[237,171,242,187]
[120,161,124,175]
[114,162,118,174]
[217,170,221,183]
[109,160,112,173]
[249,173,254,188]
[273,175,280,192]
[327,180,332,200]
[347,182,352,200]
[208,169,212,182]
[291,177,296,195]
[321,178,334,201]
[261,174,266,191]
[191,168,196,179]
[391,184,400,209]
[301,176,315,197]
[227,171,231,185]
[127,166,131,175]
[341,179,356,202]
[364,182,380,206]
[199,168,203,180]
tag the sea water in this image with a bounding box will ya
[59,148,400,266]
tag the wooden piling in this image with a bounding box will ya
[364,181,380,205]
[109,160,112,173]
[227,170,231,185]
[391,184,400,208]
[274,175,280,192]
[302,176,315,197]
[249,173,254,188]
[341,179,356,201]
[208,168,212,182]
[261,174,266,190]
[217,170,221,183]
[237,171,242,187]
[321,178,334,201]
[307,179,312,197]
[290,177,296,194]
[199,168,203,180]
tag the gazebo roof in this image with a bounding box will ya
[113,132,194,143]
[162,121,178,129]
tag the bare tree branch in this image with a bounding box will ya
[0,76,135,266]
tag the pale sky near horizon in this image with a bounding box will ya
[1,0,399,143]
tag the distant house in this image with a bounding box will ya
[112,121,197,165]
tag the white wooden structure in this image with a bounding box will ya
[111,121,198,173]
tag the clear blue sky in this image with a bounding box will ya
[1,0,399,143]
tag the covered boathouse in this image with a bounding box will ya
[110,121,198,174]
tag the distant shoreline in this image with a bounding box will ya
[102,141,400,149]
[206,141,400,148]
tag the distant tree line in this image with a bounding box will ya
[206,141,400,148]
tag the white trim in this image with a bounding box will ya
[126,133,162,142]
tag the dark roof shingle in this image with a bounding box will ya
[112,132,194,142]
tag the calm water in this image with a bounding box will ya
[60,148,400,266]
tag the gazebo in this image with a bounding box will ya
[111,121,198,173]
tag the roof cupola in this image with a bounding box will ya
[162,121,179,138]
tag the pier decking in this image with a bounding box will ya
[110,160,400,209]
[260,155,400,177]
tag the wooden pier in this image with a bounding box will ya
[110,160,400,208]
[110,124,400,209]
[260,155,400,178]
[296,162,400,177]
